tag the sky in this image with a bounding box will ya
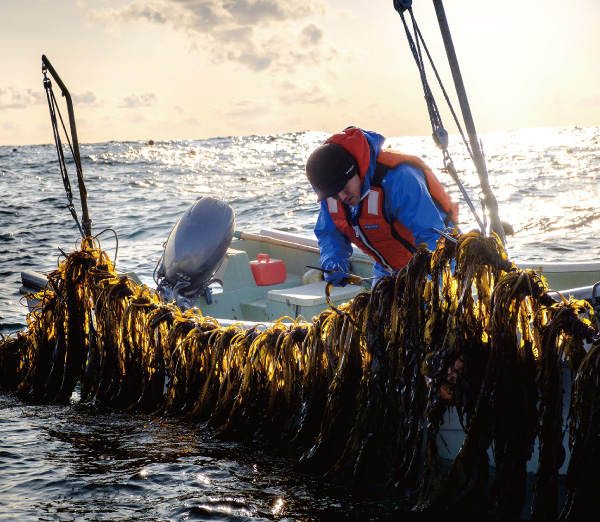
[0,0,599,146]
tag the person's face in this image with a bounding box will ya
[332,174,362,206]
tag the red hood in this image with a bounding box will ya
[325,127,371,179]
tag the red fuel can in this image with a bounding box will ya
[250,254,287,286]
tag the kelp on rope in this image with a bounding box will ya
[1,232,599,522]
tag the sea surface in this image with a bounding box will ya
[0,126,599,520]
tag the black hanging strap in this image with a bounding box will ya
[392,1,486,234]
[42,65,85,238]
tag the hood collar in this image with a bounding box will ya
[325,127,371,180]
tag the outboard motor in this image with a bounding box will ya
[155,197,235,310]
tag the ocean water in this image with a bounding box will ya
[0,126,599,520]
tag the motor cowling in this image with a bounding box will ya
[156,197,235,308]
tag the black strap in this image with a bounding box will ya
[371,161,388,187]
[43,73,85,238]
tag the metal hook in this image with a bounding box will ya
[433,228,458,243]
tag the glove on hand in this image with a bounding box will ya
[322,258,349,287]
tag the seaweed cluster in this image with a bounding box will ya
[1,232,599,522]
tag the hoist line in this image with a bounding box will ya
[41,55,92,239]
[408,8,487,235]
[409,11,474,160]
[43,74,86,239]
[397,6,442,132]
[394,4,486,235]
[430,0,506,245]
[49,83,83,193]
[407,8,488,234]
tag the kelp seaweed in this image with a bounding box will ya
[1,232,599,522]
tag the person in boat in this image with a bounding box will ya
[305,126,458,286]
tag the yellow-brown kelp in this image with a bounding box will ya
[1,232,599,522]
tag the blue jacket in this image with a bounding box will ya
[314,128,450,279]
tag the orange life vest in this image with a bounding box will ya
[325,149,459,271]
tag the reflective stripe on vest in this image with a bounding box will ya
[366,191,379,215]
[326,194,397,270]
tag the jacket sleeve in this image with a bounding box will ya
[382,164,446,252]
[314,202,353,267]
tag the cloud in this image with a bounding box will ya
[86,0,331,72]
[299,23,323,46]
[218,0,323,25]
[224,100,271,120]
[1,120,19,131]
[118,92,158,108]
[88,0,325,30]
[275,78,329,105]
[88,2,171,26]
[72,91,98,107]
[0,87,45,109]
[209,22,330,73]
[0,86,99,111]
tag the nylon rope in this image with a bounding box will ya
[43,68,85,238]
[393,1,487,234]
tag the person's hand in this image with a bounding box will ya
[322,259,349,287]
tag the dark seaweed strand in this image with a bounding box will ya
[530,305,569,522]
[387,248,431,490]
[417,235,459,511]
[15,292,59,401]
[559,340,600,522]
[300,311,362,475]
[0,333,26,391]
[60,250,97,402]
[423,235,497,515]
[488,271,540,521]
